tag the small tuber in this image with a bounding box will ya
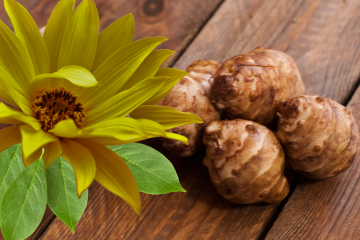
[210,47,305,126]
[157,60,221,157]
[276,95,359,179]
[203,119,289,204]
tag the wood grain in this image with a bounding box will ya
[40,0,360,239]
[0,0,223,239]
[176,0,360,105]
[29,0,224,67]
[265,86,360,240]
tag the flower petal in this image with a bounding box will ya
[60,138,96,197]
[0,66,32,115]
[0,66,21,108]
[51,117,147,144]
[0,20,34,96]
[0,102,40,130]
[43,0,75,72]
[43,141,63,168]
[31,65,98,94]
[138,119,188,144]
[20,125,59,167]
[57,0,99,71]
[92,13,134,71]
[76,139,141,215]
[81,37,168,109]
[5,0,50,75]
[130,105,203,129]
[136,119,166,138]
[83,117,146,142]
[165,132,188,145]
[119,49,174,92]
[0,125,21,153]
[49,119,92,138]
[143,68,188,105]
[86,76,169,125]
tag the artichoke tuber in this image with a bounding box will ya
[276,95,359,179]
[203,119,289,204]
[210,47,305,126]
[157,60,221,157]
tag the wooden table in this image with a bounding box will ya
[1,0,360,239]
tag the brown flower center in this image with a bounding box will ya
[31,88,85,131]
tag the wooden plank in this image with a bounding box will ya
[0,0,223,239]
[30,0,224,67]
[265,85,360,240]
[40,0,360,239]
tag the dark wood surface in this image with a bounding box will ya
[265,86,360,240]
[0,0,360,239]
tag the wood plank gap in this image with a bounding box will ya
[258,174,300,240]
[343,78,360,106]
[33,214,57,240]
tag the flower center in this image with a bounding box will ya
[31,88,85,131]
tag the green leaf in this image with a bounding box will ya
[109,143,186,194]
[0,144,25,202]
[46,157,88,234]
[0,158,47,240]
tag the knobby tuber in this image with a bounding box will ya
[203,119,289,204]
[157,60,221,157]
[277,95,359,179]
[210,47,305,126]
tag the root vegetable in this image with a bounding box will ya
[210,47,305,126]
[276,95,359,179]
[157,60,221,157]
[203,119,289,204]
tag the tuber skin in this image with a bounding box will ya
[210,47,305,126]
[203,119,289,204]
[276,95,359,179]
[157,60,221,157]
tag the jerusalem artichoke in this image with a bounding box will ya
[157,60,221,157]
[203,119,289,204]
[210,47,305,125]
[276,95,359,179]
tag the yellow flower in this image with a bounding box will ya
[0,0,202,215]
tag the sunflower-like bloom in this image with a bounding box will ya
[0,0,202,215]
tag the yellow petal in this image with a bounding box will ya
[135,119,189,144]
[43,141,63,168]
[0,102,40,130]
[5,0,50,75]
[0,66,21,108]
[57,0,99,71]
[20,125,59,167]
[136,119,166,138]
[0,20,34,96]
[81,37,168,109]
[60,138,96,197]
[130,105,203,129]
[82,117,146,143]
[0,66,32,115]
[31,65,98,94]
[143,68,188,105]
[92,13,134,71]
[119,49,174,92]
[50,117,147,144]
[43,0,75,72]
[76,139,141,215]
[165,132,188,145]
[49,119,92,138]
[0,125,21,153]
[86,76,169,125]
